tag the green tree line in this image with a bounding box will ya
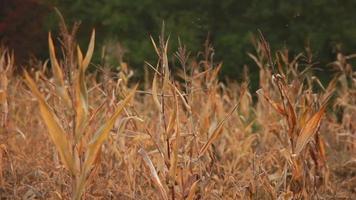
[2,0,356,83]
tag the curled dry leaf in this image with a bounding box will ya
[274,74,297,140]
[256,89,286,116]
[294,103,327,155]
[138,148,168,200]
[168,81,191,113]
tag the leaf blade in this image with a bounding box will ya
[82,85,137,174]
[24,71,75,174]
[294,103,327,155]
[48,32,72,108]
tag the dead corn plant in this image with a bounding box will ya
[0,46,14,129]
[328,53,356,151]
[24,26,137,199]
[254,34,333,199]
[0,47,14,191]
[131,29,250,199]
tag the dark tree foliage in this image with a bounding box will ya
[0,0,49,64]
[2,0,356,82]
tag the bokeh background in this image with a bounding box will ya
[1,0,356,87]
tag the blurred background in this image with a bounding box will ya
[1,0,356,87]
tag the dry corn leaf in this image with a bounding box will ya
[294,103,327,155]
[256,89,286,115]
[73,172,86,200]
[299,107,311,129]
[169,137,179,183]
[24,71,75,174]
[166,86,177,136]
[48,33,72,108]
[291,159,302,182]
[198,87,246,157]
[73,85,136,199]
[168,81,191,112]
[74,30,95,142]
[83,85,137,174]
[317,135,327,164]
[81,30,95,71]
[0,89,6,104]
[74,45,88,142]
[169,87,179,181]
[261,173,277,199]
[163,38,170,86]
[186,180,199,200]
[48,33,64,86]
[152,72,162,112]
[198,102,239,157]
[275,76,297,139]
[150,36,160,56]
[247,53,263,69]
[138,148,168,200]
[77,45,83,68]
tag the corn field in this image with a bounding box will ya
[0,20,355,200]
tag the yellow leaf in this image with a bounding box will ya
[48,32,72,108]
[73,85,136,199]
[24,71,75,174]
[82,30,95,71]
[74,49,88,141]
[74,30,95,142]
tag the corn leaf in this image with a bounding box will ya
[82,85,137,174]
[294,104,327,155]
[82,30,95,71]
[275,76,297,140]
[152,72,162,112]
[24,71,75,174]
[168,86,179,181]
[74,45,88,142]
[256,89,286,116]
[138,148,168,200]
[198,102,239,157]
[168,81,191,113]
[186,180,199,200]
[74,30,95,142]
[48,32,72,107]
[199,87,245,157]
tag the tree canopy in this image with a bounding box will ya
[2,0,356,82]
